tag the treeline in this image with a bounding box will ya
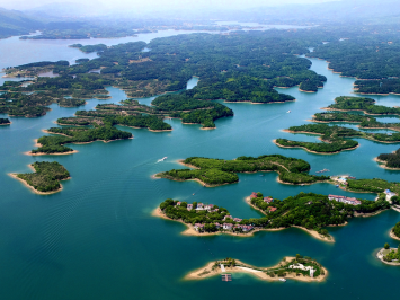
[16,161,70,193]
[276,138,358,153]
[251,192,389,231]
[392,221,400,239]
[377,149,400,169]
[309,37,400,93]
[347,178,400,195]
[0,118,10,124]
[157,155,329,186]
[32,126,132,154]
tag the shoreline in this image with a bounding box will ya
[376,248,400,265]
[184,257,328,282]
[8,165,70,195]
[152,208,307,238]
[273,139,359,155]
[245,196,335,242]
[373,157,400,170]
[201,127,216,130]
[390,230,400,241]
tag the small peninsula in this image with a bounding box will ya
[154,155,329,186]
[185,255,328,282]
[9,161,70,194]
[0,117,11,125]
[375,149,400,170]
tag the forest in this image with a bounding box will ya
[16,161,70,193]
[32,126,133,154]
[159,192,390,236]
[376,149,400,169]
[157,155,329,186]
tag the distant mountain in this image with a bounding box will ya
[23,1,107,18]
[0,8,42,38]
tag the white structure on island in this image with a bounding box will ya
[288,263,315,277]
[328,195,361,205]
[384,189,396,203]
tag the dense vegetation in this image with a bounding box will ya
[275,138,358,153]
[250,192,389,232]
[377,149,400,169]
[309,35,400,93]
[16,161,70,193]
[32,126,132,154]
[346,178,400,195]
[159,192,390,237]
[392,222,400,239]
[157,155,329,185]
[327,96,400,116]
[0,118,11,124]
[280,121,400,154]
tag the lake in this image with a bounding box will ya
[1,28,400,300]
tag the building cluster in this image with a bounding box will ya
[288,263,316,277]
[328,195,362,205]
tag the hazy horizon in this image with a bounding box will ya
[1,0,341,12]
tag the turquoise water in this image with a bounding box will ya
[1,33,400,300]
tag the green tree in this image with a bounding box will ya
[384,242,390,249]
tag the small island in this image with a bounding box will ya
[375,149,400,170]
[377,242,400,265]
[185,255,328,282]
[0,117,11,125]
[9,161,70,194]
[154,155,329,186]
[27,125,133,156]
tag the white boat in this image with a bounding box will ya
[286,110,291,113]
[157,157,168,162]
[279,278,286,282]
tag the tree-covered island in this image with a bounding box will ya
[156,192,390,241]
[185,255,328,282]
[155,155,329,186]
[375,149,400,170]
[9,161,70,194]
[27,125,133,156]
[377,242,400,265]
[0,117,11,125]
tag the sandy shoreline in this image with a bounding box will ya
[201,127,216,130]
[390,230,400,241]
[184,257,328,282]
[374,157,400,170]
[273,139,359,155]
[153,208,308,238]
[245,196,335,242]
[8,164,70,195]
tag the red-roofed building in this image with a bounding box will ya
[233,218,242,222]
[194,223,205,231]
[250,192,258,198]
[264,197,273,203]
[223,214,232,220]
[187,204,193,210]
[268,206,277,212]
[223,223,233,230]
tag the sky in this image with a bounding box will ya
[0,0,340,11]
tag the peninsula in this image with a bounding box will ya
[375,149,400,170]
[185,255,328,282]
[9,161,70,194]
